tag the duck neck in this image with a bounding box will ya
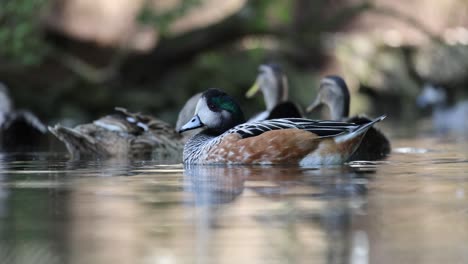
[328,97,349,120]
[264,77,288,111]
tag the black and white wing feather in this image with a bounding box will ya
[227,118,360,139]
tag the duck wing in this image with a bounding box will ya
[227,118,359,139]
[91,107,149,135]
[93,107,179,137]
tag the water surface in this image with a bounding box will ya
[1,136,468,264]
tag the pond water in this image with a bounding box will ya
[1,135,468,264]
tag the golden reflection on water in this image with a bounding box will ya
[0,137,468,264]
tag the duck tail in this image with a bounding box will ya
[335,115,386,143]
[49,125,109,158]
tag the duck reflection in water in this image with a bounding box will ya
[183,165,248,205]
[183,164,372,205]
[183,164,374,263]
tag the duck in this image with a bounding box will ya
[178,88,386,165]
[416,84,468,134]
[306,75,391,161]
[0,82,47,152]
[245,63,302,121]
[49,93,201,159]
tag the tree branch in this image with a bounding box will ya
[120,1,282,83]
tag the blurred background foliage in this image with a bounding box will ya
[0,0,50,66]
[138,0,203,36]
[0,0,468,127]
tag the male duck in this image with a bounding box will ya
[49,93,201,159]
[178,88,385,165]
[246,64,302,121]
[306,76,391,160]
[0,82,47,151]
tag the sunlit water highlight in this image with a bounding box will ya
[0,136,468,264]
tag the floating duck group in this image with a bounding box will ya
[1,64,393,166]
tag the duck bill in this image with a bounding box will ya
[306,98,322,113]
[178,115,204,133]
[245,80,260,98]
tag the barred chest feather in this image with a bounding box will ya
[183,133,220,164]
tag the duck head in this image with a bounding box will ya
[306,75,350,120]
[246,64,289,111]
[175,92,202,132]
[179,89,245,134]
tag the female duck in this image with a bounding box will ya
[246,64,302,121]
[179,88,385,165]
[306,76,391,160]
[49,93,201,159]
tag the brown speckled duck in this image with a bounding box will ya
[306,76,391,161]
[49,93,201,159]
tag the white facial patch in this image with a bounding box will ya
[196,96,221,128]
